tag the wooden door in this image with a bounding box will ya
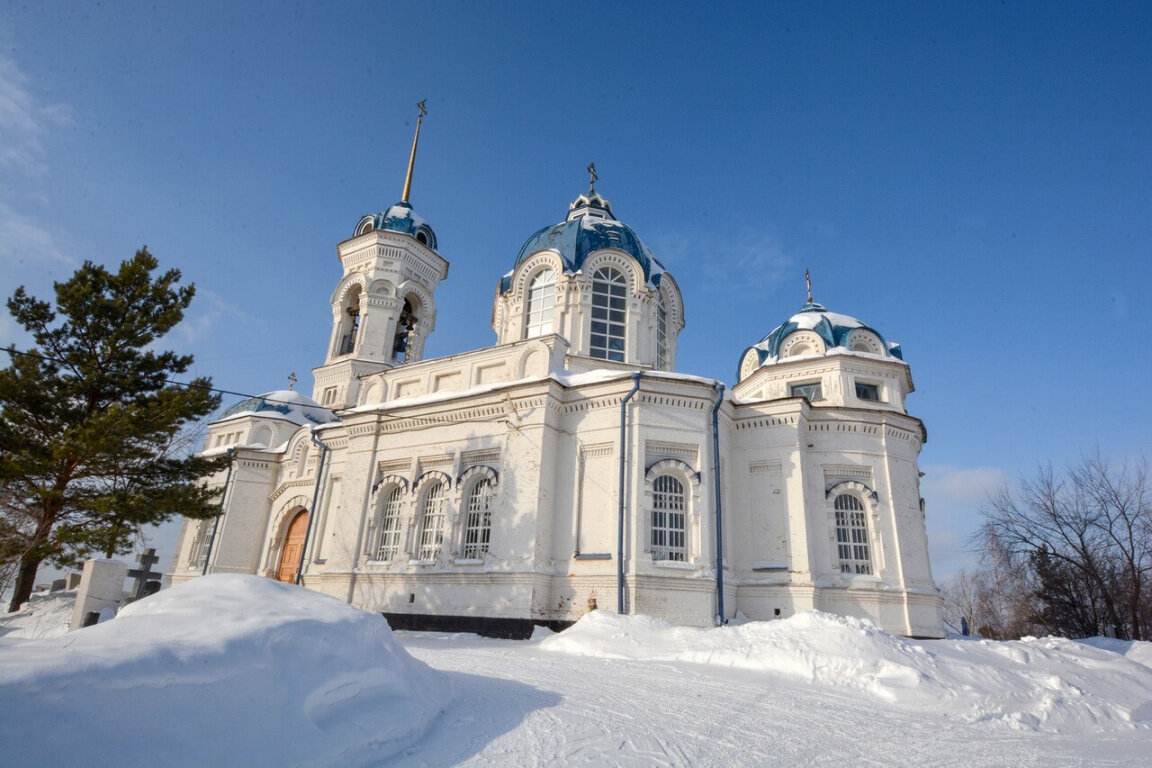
[276,511,309,583]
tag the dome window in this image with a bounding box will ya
[590,267,628,362]
[523,268,556,339]
[357,219,375,237]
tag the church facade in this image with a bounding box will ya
[169,144,943,638]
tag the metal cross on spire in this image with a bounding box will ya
[805,269,813,304]
[587,162,598,193]
[287,372,297,391]
[401,99,428,204]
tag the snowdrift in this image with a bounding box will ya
[540,610,1152,733]
[0,575,448,767]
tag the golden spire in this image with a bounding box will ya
[401,99,427,204]
[805,269,813,303]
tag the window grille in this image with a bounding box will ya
[651,475,687,562]
[834,494,873,574]
[656,297,668,370]
[462,478,495,559]
[417,482,446,560]
[375,486,404,561]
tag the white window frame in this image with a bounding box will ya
[374,486,405,561]
[461,478,495,559]
[790,381,824,401]
[523,267,556,339]
[834,493,873,575]
[415,481,447,561]
[590,267,628,362]
[651,474,688,562]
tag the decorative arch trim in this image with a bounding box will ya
[509,252,564,297]
[582,250,644,295]
[458,464,499,487]
[330,273,369,307]
[372,473,409,495]
[825,479,879,503]
[645,458,701,486]
[413,469,452,492]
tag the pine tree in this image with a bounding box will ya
[1,248,226,612]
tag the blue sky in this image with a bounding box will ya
[2,1,1150,579]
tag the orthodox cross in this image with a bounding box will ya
[587,162,598,192]
[287,372,297,391]
[416,98,427,118]
[127,548,162,600]
[805,269,813,304]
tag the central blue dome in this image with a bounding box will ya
[505,191,666,291]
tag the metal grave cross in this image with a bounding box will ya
[127,548,162,600]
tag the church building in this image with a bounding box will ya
[169,111,944,638]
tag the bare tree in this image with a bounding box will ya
[980,454,1151,640]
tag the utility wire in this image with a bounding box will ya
[2,346,326,412]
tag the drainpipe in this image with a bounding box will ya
[202,448,235,576]
[711,382,728,625]
[618,371,644,614]
[296,429,332,586]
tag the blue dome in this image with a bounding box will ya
[742,302,904,373]
[218,390,338,427]
[355,202,437,250]
[503,191,666,292]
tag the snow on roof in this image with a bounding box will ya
[216,389,338,427]
[0,575,449,766]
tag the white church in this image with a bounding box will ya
[169,114,943,638]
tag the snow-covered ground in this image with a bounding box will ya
[2,578,1150,767]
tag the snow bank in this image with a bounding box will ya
[540,610,1152,733]
[0,575,449,767]
[0,588,76,639]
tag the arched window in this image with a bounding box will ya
[834,494,873,575]
[523,268,556,339]
[374,486,404,561]
[591,267,627,361]
[416,481,446,560]
[393,298,416,362]
[337,287,362,357]
[656,294,668,370]
[651,475,687,562]
[462,478,495,559]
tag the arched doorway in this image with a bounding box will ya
[276,510,310,583]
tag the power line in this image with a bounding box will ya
[2,346,326,412]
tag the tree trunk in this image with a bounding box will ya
[6,552,42,613]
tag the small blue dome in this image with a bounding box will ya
[503,191,666,292]
[741,303,904,376]
[218,390,338,426]
[355,202,437,250]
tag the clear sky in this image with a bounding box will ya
[2,1,1150,579]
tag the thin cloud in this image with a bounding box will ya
[0,54,72,183]
[921,465,1008,506]
[176,289,261,347]
[0,201,73,269]
[651,228,795,296]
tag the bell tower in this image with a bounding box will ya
[312,101,449,410]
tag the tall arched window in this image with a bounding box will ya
[393,298,416,362]
[523,268,556,339]
[591,267,627,361]
[337,287,362,357]
[462,478,495,559]
[834,494,873,575]
[374,486,404,561]
[656,294,668,370]
[651,475,687,562]
[417,481,446,560]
